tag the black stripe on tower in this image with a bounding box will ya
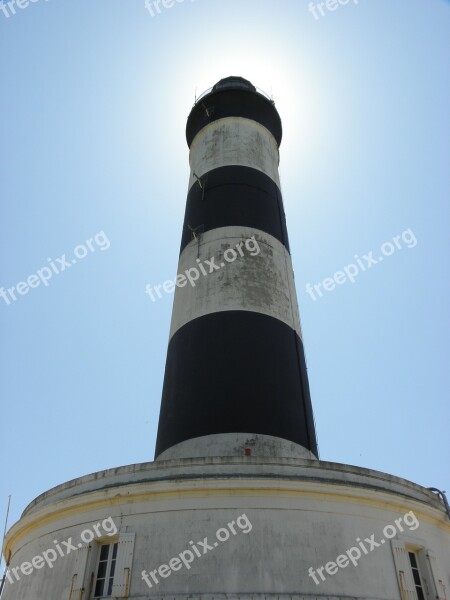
[180,166,290,254]
[186,81,282,147]
[155,311,318,458]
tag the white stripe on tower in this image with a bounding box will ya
[188,117,281,191]
[169,226,302,341]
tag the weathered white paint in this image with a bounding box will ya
[188,117,281,191]
[156,432,317,461]
[169,226,302,340]
[2,458,449,600]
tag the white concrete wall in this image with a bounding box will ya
[157,433,316,461]
[188,117,281,191]
[170,227,302,340]
[2,458,449,600]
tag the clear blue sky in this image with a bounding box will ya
[1,0,449,553]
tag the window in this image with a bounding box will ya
[408,551,426,600]
[94,542,118,598]
[392,539,447,600]
[70,532,135,600]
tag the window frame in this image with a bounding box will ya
[407,549,426,600]
[69,530,135,600]
[92,541,119,599]
[392,535,447,600]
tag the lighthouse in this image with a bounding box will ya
[2,77,449,600]
[155,76,318,461]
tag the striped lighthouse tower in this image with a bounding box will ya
[155,76,318,460]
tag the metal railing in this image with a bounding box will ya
[194,85,274,106]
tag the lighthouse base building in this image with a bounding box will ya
[2,435,450,599]
[2,78,449,599]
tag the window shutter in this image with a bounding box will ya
[427,550,447,600]
[69,544,91,600]
[111,532,135,598]
[391,540,417,600]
